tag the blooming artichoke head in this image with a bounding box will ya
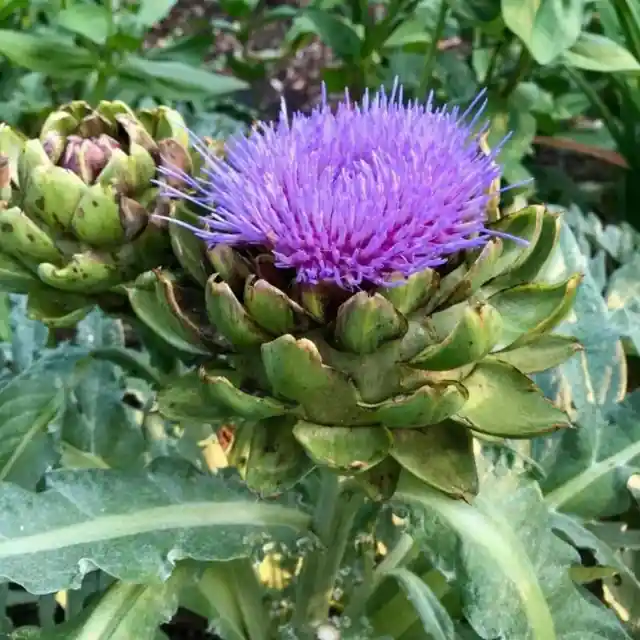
[145,83,581,497]
[0,101,193,323]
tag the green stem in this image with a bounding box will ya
[368,568,451,638]
[483,38,507,86]
[293,472,365,632]
[418,0,448,96]
[228,558,270,640]
[564,66,626,150]
[343,532,416,620]
[88,0,116,104]
[501,45,532,98]
[87,347,166,387]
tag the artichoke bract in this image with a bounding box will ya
[0,101,191,324]
[135,83,582,498]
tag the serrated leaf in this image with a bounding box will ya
[606,254,640,355]
[0,461,310,593]
[542,395,640,518]
[531,222,640,519]
[552,512,640,615]
[398,471,629,640]
[0,298,72,488]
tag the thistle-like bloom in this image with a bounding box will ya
[160,82,507,289]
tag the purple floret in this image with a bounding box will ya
[159,81,508,290]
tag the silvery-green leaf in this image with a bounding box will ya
[535,222,624,411]
[0,297,84,489]
[552,512,640,597]
[0,461,310,593]
[6,294,49,374]
[398,471,628,640]
[381,568,454,640]
[59,309,145,468]
[541,396,640,518]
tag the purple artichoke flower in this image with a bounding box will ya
[160,82,510,290]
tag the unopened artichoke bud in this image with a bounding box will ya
[59,133,121,184]
[0,101,192,324]
[149,81,581,498]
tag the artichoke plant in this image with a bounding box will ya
[131,85,581,498]
[0,100,191,325]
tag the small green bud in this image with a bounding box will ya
[412,303,503,370]
[205,276,272,347]
[488,275,582,349]
[380,269,438,315]
[207,245,251,291]
[244,276,305,335]
[335,292,407,354]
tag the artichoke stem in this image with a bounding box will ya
[293,470,365,633]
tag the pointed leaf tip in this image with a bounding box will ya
[456,361,570,438]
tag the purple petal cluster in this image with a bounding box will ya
[161,82,506,289]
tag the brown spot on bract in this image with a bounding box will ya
[0,223,13,233]
[27,233,35,243]
[91,199,99,208]
[35,197,45,211]
[75,208,85,219]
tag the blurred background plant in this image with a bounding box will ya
[4,0,640,218]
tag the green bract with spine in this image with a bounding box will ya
[0,100,192,325]
[133,194,582,500]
